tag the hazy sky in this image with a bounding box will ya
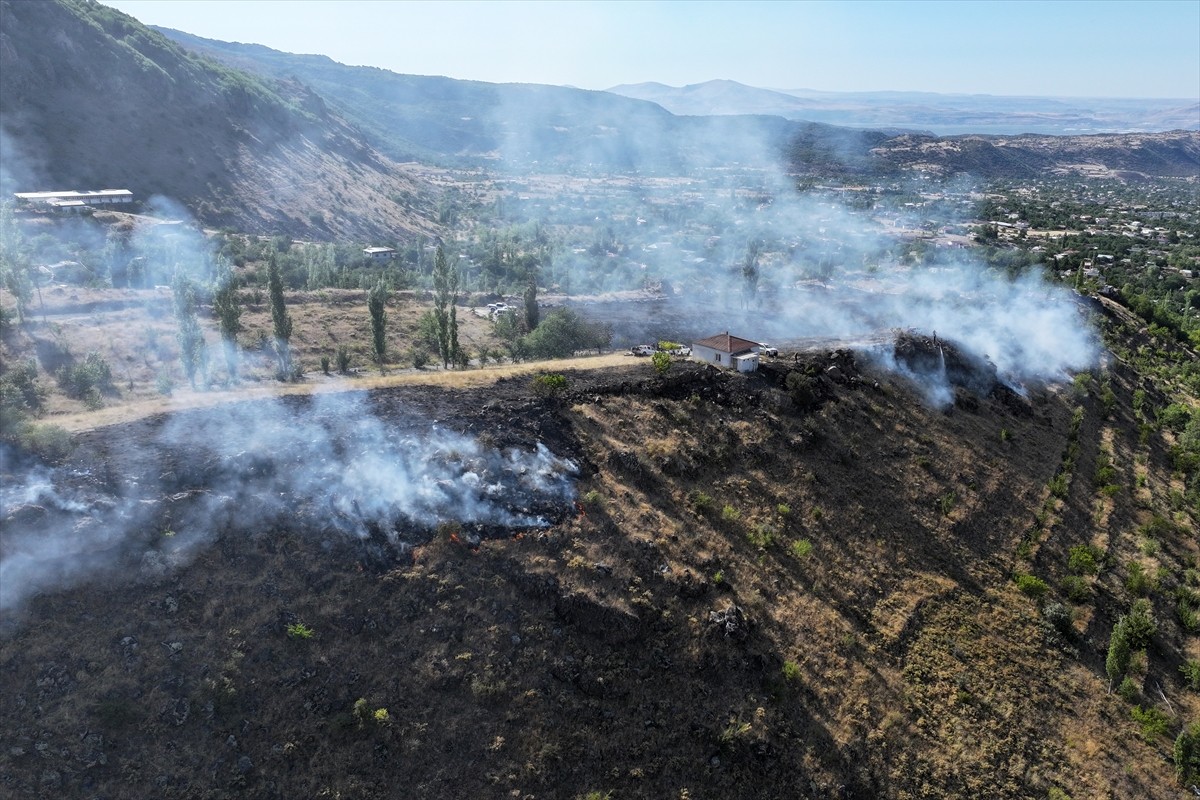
[103,0,1200,99]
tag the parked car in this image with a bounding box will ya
[758,343,779,357]
[631,345,656,356]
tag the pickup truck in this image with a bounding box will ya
[630,345,656,356]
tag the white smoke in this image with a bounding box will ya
[0,393,578,614]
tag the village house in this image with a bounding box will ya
[363,246,397,261]
[691,332,761,373]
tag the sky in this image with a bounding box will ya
[103,0,1200,99]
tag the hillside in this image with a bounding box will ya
[0,0,440,240]
[867,130,1200,180]
[154,28,826,174]
[146,30,1200,182]
[0,318,1197,798]
[610,80,1200,136]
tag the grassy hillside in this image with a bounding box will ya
[0,323,1195,798]
[0,0,440,240]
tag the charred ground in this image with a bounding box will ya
[2,336,1197,799]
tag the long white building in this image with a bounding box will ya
[14,189,134,211]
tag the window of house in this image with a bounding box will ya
[715,354,721,362]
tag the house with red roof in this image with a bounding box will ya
[691,332,761,373]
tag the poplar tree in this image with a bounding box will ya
[267,253,293,378]
[172,275,207,389]
[212,260,242,382]
[368,278,388,368]
[432,244,460,368]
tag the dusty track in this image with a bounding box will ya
[47,352,640,432]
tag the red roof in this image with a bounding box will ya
[693,332,759,355]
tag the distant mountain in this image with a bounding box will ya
[155,28,812,174]
[0,0,440,240]
[610,80,1200,136]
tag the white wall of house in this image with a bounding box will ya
[691,343,759,372]
[691,343,726,367]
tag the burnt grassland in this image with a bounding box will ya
[0,351,1196,799]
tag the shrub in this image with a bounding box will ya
[776,503,791,517]
[1015,574,1049,600]
[687,490,714,512]
[286,622,315,640]
[790,539,813,559]
[1043,602,1075,638]
[1181,660,1200,691]
[5,421,74,463]
[1060,575,1091,604]
[651,350,671,374]
[721,504,741,522]
[57,351,115,405]
[1068,544,1103,575]
[1124,598,1157,648]
[336,346,352,374]
[1106,620,1133,684]
[410,348,430,369]
[1125,561,1154,596]
[785,372,820,409]
[320,355,331,375]
[1177,721,1200,785]
[1178,588,1200,633]
[531,372,568,398]
[781,660,801,682]
[937,491,956,517]
[1117,676,1140,702]
[1130,705,1170,742]
[746,523,775,549]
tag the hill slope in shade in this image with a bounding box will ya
[0,0,440,240]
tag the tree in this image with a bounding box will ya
[368,278,388,367]
[211,260,242,382]
[741,239,761,308]
[651,350,671,374]
[524,278,539,331]
[519,308,611,359]
[432,244,460,368]
[172,275,208,389]
[1176,721,1200,785]
[267,253,293,378]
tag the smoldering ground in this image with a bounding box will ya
[0,392,578,616]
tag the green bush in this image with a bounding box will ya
[1068,544,1103,575]
[781,660,801,681]
[56,351,115,405]
[286,622,315,640]
[687,490,714,512]
[1125,561,1154,596]
[790,539,813,559]
[1130,705,1170,742]
[1179,659,1200,691]
[1015,574,1049,600]
[721,504,741,522]
[1060,575,1090,603]
[1124,598,1158,649]
[532,373,568,398]
[651,350,671,374]
[1177,721,1200,785]
[746,523,775,549]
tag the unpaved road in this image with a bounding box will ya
[47,352,643,432]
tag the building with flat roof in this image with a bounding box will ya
[363,246,397,261]
[14,189,133,211]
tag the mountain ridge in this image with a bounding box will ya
[0,0,441,241]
